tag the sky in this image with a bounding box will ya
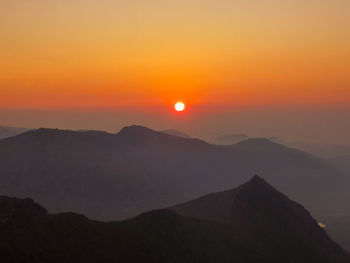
[1,0,350,143]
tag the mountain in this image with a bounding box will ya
[161,129,191,138]
[213,133,249,145]
[0,177,349,263]
[0,125,29,139]
[171,175,350,261]
[0,125,348,221]
[290,141,350,159]
[213,134,286,146]
[172,174,330,226]
[290,141,350,175]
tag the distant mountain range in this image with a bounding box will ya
[290,141,350,174]
[0,176,348,263]
[213,133,250,145]
[0,125,348,222]
[0,125,29,139]
[212,133,283,145]
[161,129,191,138]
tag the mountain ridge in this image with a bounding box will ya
[0,125,348,221]
[0,176,348,263]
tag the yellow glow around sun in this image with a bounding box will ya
[174,102,185,112]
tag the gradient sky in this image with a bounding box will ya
[1,0,350,142]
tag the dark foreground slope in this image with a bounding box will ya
[172,175,349,260]
[0,126,348,220]
[0,177,349,263]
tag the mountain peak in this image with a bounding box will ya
[171,175,302,225]
[117,125,158,137]
[250,174,263,182]
[119,125,154,133]
[236,137,277,146]
[116,125,168,145]
[169,174,348,262]
[116,125,209,148]
[232,137,295,153]
[240,174,272,191]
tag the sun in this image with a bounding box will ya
[174,102,185,112]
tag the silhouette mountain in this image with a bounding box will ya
[0,125,348,220]
[0,177,349,263]
[161,129,191,138]
[171,175,350,261]
[173,174,332,229]
[233,137,298,151]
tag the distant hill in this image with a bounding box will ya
[232,138,311,155]
[0,125,348,221]
[290,141,350,159]
[213,133,284,145]
[290,141,350,175]
[0,176,348,263]
[0,125,29,139]
[213,133,249,145]
[160,129,191,138]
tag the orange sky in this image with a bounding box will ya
[1,0,350,109]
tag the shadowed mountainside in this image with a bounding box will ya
[0,176,349,263]
[0,125,348,220]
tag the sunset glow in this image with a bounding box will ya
[1,1,350,144]
[0,0,349,110]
